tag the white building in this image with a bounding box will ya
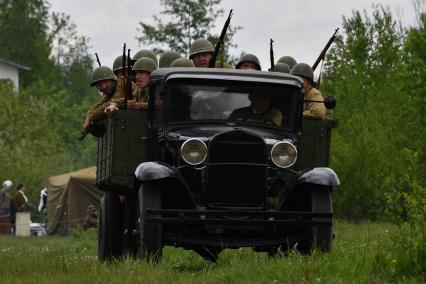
[0,58,30,92]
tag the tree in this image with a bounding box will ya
[49,12,94,102]
[137,0,242,63]
[321,5,407,219]
[0,0,58,86]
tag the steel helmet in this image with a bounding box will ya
[270,63,290,73]
[132,57,157,73]
[170,58,195,67]
[159,51,181,68]
[90,66,117,87]
[133,49,158,66]
[277,56,297,69]
[235,53,261,70]
[189,38,214,59]
[113,55,129,72]
[290,63,314,82]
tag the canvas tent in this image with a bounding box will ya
[47,167,103,235]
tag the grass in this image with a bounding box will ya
[0,220,417,283]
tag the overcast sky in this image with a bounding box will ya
[48,0,417,73]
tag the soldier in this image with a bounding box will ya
[277,56,297,69]
[112,54,140,97]
[290,63,326,119]
[83,66,117,129]
[133,49,158,67]
[189,38,214,68]
[82,204,98,230]
[229,93,282,126]
[159,51,181,68]
[235,54,261,70]
[270,63,290,74]
[105,57,157,112]
[170,58,195,67]
[112,55,129,77]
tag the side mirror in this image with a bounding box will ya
[324,96,336,109]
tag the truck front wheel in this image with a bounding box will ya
[138,182,163,261]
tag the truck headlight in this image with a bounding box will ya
[271,142,297,168]
[181,138,207,165]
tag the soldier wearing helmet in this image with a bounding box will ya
[112,55,130,77]
[290,63,325,119]
[235,54,261,70]
[159,51,181,68]
[133,49,158,67]
[106,57,157,113]
[189,38,214,68]
[83,66,117,129]
[277,56,297,69]
[111,53,140,105]
[170,58,195,68]
[269,63,290,74]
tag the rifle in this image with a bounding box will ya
[126,48,133,100]
[209,9,233,68]
[270,39,275,71]
[95,53,101,66]
[122,43,127,109]
[312,28,339,71]
[78,121,94,141]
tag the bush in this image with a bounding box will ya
[374,151,426,280]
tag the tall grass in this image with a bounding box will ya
[1,221,417,283]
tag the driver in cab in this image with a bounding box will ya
[228,93,282,126]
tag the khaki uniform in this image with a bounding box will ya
[303,87,326,120]
[87,94,114,121]
[110,77,142,108]
[229,107,282,126]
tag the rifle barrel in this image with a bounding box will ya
[270,39,274,70]
[209,9,233,68]
[312,28,339,71]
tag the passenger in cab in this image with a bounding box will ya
[229,93,282,126]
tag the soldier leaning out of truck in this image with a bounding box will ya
[105,57,157,113]
[83,66,118,129]
[290,63,326,120]
[229,93,283,126]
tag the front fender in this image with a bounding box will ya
[134,162,195,209]
[297,167,340,187]
[135,162,178,181]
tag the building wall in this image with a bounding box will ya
[0,62,20,92]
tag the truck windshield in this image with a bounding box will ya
[165,78,301,130]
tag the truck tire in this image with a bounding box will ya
[138,183,163,261]
[299,187,333,254]
[98,192,124,262]
[311,188,333,252]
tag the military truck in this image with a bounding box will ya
[94,68,339,262]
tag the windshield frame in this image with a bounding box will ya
[156,75,303,133]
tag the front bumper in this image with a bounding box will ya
[146,209,332,248]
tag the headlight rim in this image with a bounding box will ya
[180,138,208,165]
[270,141,298,168]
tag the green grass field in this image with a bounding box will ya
[0,221,415,283]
